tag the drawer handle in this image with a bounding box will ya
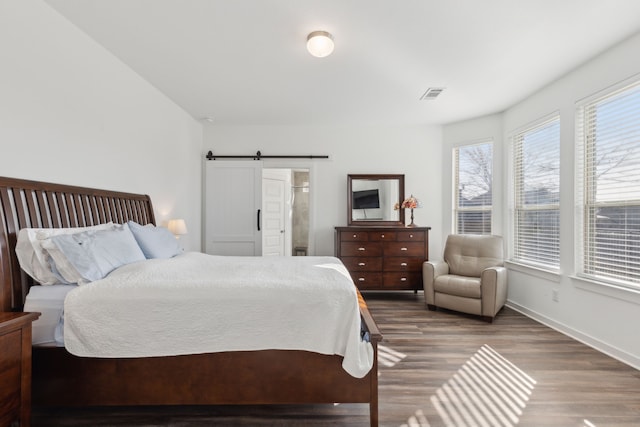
[400,277,407,281]
[358,262,366,266]
[358,247,366,251]
[401,247,408,251]
[381,234,385,238]
[410,234,414,238]
[358,278,365,282]
[400,262,407,266]
[353,234,357,238]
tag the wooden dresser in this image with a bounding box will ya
[0,312,40,427]
[335,226,430,291]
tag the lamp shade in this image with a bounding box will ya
[306,31,334,58]
[400,195,421,209]
[167,219,188,236]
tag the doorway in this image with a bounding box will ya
[262,168,310,257]
[291,170,310,256]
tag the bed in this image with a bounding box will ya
[0,176,381,426]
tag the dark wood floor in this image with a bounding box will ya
[32,292,640,426]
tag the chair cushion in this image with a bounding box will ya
[434,275,482,299]
[444,234,503,277]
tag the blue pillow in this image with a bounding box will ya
[127,221,182,259]
[43,223,146,284]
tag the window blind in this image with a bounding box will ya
[453,141,492,234]
[576,79,640,288]
[511,117,560,268]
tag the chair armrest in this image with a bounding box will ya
[423,261,449,305]
[480,266,508,318]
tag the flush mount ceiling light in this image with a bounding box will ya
[306,30,334,58]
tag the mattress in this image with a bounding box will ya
[24,284,77,346]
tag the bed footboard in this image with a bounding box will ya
[33,301,382,426]
[33,346,380,426]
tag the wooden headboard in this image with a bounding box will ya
[0,176,155,312]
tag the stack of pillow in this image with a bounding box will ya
[16,221,183,286]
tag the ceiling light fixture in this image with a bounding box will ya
[306,31,334,58]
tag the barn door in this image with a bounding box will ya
[205,160,262,255]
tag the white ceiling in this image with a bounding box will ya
[46,0,640,126]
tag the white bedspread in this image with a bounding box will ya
[64,252,374,378]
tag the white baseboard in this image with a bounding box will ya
[505,301,640,371]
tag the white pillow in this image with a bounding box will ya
[127,221,182,259]
[15,223,116,285]
[41,223,146,285]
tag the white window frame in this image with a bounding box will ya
[508,114,561,270]
[575,77,640,290]
[453,140,493,235]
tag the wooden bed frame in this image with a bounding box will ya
[0,176,381,426]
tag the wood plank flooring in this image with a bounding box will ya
[32,291,640,426]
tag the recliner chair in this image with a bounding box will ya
[423,234,507,322]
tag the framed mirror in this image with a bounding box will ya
[347,174,405,226]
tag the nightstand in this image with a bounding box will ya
[0,312,40,427]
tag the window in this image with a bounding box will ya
[453,141,492,234]
[511,117,560,268]
[576,79,640,288]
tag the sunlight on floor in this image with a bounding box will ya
[401,409,431,427]
[408,344,536,427]
[583,420,597,427]
[378,344,408,368]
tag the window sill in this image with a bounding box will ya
[570,275,640,305]
[505,260,561,283]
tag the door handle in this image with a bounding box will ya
[257,209,261,231]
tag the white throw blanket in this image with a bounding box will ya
[64,252,374,378]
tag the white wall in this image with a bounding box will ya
[0,0,202,251]
[444,32,640,368]
[204,124,443,258]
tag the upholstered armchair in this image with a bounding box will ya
[423,234,507,322]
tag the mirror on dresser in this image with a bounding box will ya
[347,174,405,226]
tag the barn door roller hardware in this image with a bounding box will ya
[205,150,329,160]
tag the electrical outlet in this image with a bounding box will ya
[552,289,559,302]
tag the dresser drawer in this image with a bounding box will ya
[383,257,424,272]
[383,271,422,289]
[339,231,369,242]
[398,231,425,242]
[369,231,396,241]
[384,241,425,257]
[341,257,383,272]
[340,242,382,257]
[350,272,382,289]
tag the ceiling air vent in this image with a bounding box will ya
[420,87,445,101]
